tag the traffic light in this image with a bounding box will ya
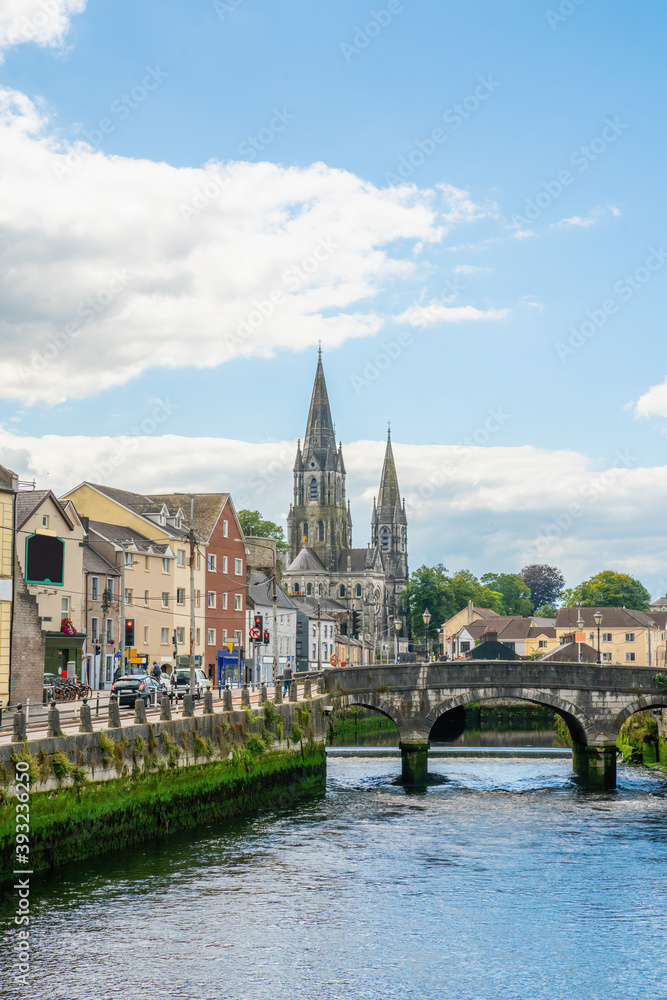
[263,630,269,645]
[254,614,263,634]
[352,610,361,634]
[124,618,135,647]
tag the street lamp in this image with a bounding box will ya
[593,611,602,664]
[576,612,585,664]
[393,619,401,663]
[422,608,432,663]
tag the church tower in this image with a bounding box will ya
[371,427,408,608]
[287,350,350,571]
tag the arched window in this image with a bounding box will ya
[318,583,323,596]
[317,520,325,542]
[309,477,318,502]
[380,527,390,551]
[302,522,309,542]
[294,582,300,594]
[306,583,313,596]
[339,584,346,598]
[356,584,362,597]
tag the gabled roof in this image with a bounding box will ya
[87,520,170,555]
[290,596,336,621]
[248,579,296,611]
[462,616,556,642]
[146,493,232,543]
[337,548,382,573]
[83,544,120,576]
[15,490,75,531]
[287,547,327,573]
[539,641,599,662]
[65,483,191,539]
[555,606,657,629]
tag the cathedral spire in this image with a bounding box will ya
[377,427,401,513]
[303,351,336,466]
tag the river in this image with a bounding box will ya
[3,746,667,1000]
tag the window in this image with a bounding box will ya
[176,588,185,605]
[311,643,316,660]
[208,554,216,572]
[235,630,242,646]
[297,620,303,633]
[176,628,185,644]
[161,592,169,608]
[107,578,114,598]
[294,583,300,594]
[625,652,636,662]
[161,627,169,645]
[318,583,322,596]
[302,522,309,542]
[222,592,228,610]
[356,584,362,597]
[91,617,99,641]
[380,527,390,551]
[144,590,149,607]
[460,641,470,653]
[323,643,328,659]
[296,640,303,655]
[602,652,612,662]
[42,515,49,528]
[223,520,228,538]
[195,590,201,608]
[339,585,346,598]
[307,583,312,596]
[61,597,70,617]
[91,576,99,601]
[602,632,613,642]
[309,477,318,502]
[106,618,113,641]
[222,630,228,644]
[234,594,242,612]
[124,588,132,605]
[143,626,149,645]
[162,558,170,574]
[207,591,216,608]
[222,556,228,574]
[124,551,133,567]
[625,633,635,642]
[317,520,324,542]
[177,550,185,567]
[235,558,243,576]
[196,629,200,645]
[538,640,547,648]
[145,556,150,572]
[196,552,201,570]
[208,629,216,645]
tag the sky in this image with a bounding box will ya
[0,0,665,596]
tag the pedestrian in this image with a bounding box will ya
[152,661,161,680]
[283,663,293,696]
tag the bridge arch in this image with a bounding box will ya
[423,687,596,747]
[612,694,667,735]
[335,693,401,734]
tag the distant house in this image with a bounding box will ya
[539,640,599,663]
[449,614,557,660]
[555,606,664,668]
[440,600,500,657]
[467,628,518,660]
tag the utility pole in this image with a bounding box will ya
[317,603,322,671]
[346,609,351,667]
[272,574,278,685]
[100,585,111,688]
[188,496,196,696]
[361,600,365,667]
[120,541,127,674]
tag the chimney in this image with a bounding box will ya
[467,599,474,625]
[482,628,498,643]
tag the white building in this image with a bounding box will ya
[247,577,297,684]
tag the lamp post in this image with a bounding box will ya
[593,610,602,664]
[393,619,401,663]
[422,608,432,663]
[576,613,585,664]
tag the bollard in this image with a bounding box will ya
[79,698,93,733]
[223,687,233,711]
[134,697,147,724]
[259,684,268,705]
[182,694,195,718]
[25,698,30,723]
[95,694,100,717]
[12,705,27,743]
[311,677,319,696]
[160,695,172,721]
[289,680,298,703]
[303,678,312,698]
[48,701,61,738]
[274,683,283,705]
[0,700,3,728]
[241,686,251,707]
[203,689,213,714]
[108,694,121,729]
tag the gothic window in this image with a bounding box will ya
[306,583,313,596]
[380,527,390,551]
[356,584,362,597]
[294,583,300,594]
[309,477,318,502]
[302,522,309,542]
[318,583,323,596]
[317,520,325,542]
[339,584,346,598]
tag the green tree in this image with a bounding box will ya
[480,572,533,616]
[561,570,651,611]
[401,566,504,637]
[237,509,288,552]
[533,603,557,618]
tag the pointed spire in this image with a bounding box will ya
[377,428,401,512]
[293,438,303,472]
[303,350,337,466]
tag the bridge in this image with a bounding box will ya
[322,660,667,787]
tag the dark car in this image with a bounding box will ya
[112,673,162,709]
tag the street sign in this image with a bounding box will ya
[249,626,262,640]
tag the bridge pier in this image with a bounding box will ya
[572,742,617,789]
[399,742,429,785]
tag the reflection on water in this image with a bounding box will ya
[3,756,667,1000]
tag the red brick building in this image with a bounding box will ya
[147,494,246,675]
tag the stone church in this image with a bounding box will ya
[283,350,408,642]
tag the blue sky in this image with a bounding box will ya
[0,0,665,592]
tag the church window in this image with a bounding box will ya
[309,477,318,502]
[356,584,362,597]
[294,583,300,594]
[317,520,325,542]
[318,583,323,596]
[302,522,309,542]
[307,583,313,596]
[380,527,390,551]
[339,584,346,598]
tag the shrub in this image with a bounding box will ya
[276,721,283,743]
[245,735,266,757]
[134,735,145,754]
[264,701,277,724]
[290,724,303,745]
[11,743,41,785]
[52,752,74,781]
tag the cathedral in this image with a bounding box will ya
[283,350,408,642]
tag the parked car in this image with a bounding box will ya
[112,674,162,709]
[171,667,209,700]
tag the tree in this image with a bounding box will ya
[561,570,651,611]
[533,603,557,618]
[480,572,533,616]
[237,509,289,552]
[520,564,564,610]
[401,566,504,638]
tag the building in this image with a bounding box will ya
[439,601,501,655]
[445,614,557,659]
[291,597,337,672]
[283,350,408,651]
[247,576,297,683]
[0,465,16,705]
[555,606,664,668]
[81,533,120,689]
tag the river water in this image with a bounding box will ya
[3,750,667,1000]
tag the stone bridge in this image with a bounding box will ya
[322,661,667,787]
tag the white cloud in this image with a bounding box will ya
[453,264,493,274]
[3,426,664,595]
[520,295,543,312]
[0,87,508,406]
[0,0,86,58]
[512,229,534,240]
[395,301,510,327]
[633,377,667,420]
[551,204,621,229]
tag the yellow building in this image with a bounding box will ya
[0,466,17,704]
[555,606,666,668]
